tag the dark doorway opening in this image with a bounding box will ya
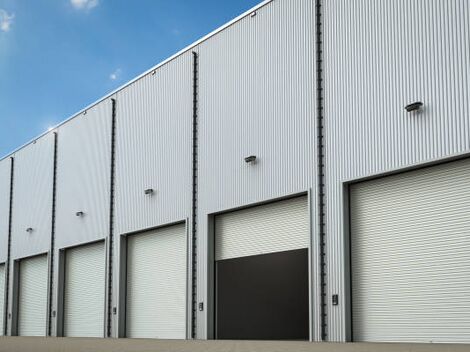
[215,248,309,340]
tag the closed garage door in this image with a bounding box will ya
[18,254,48,336]
[0,263,5,335]
[63,241,105,337]
[350,158,470,343]
[215,196,310,340]
[126,223,186,339]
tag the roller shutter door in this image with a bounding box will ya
[215,196,310,340]
[63,241,105,337]
[18,255,48,336]
[350,158,470,343]
[0,264,4,335]
[215,196,309,261]
[126,223,186,338]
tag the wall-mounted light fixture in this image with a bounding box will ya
[244,155,257,163]
[250,11,257,18]
[405,101,423,112]
[144,188,154,195]
[26,228,33,233]
[76,211,84,217]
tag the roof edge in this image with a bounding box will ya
[1,0,273,162]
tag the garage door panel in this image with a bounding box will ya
[215,196,310,340]
[215,196,309,261]
[18,255,48,336]
[64,241,105,337]
[126,223,186,339]
[351,158,470,343]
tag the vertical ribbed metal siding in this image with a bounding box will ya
[55,101,112,249]
[350,158,470,343]
[197,0,317,339]
[0,264,4,336]
[0,160,10,263]
[114,53,193,236]
[113,53,193,337]
[10,135,54,259]
[324,0,470,341]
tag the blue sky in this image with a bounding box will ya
[0,0,261,157]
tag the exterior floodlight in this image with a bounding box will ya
[76,211,84,217]
[245,155,257,163]
[26,228,33,233]
[405,101,423,112]
[144,188,154,195]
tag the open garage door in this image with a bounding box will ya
[215,196,310,340]
[350,158,470,343]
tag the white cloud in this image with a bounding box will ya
[70,0,99,10]
[0,9,14,32]
[109,68,121,81]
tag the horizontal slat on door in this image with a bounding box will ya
[350,158,470,343]
[64,241,105,337]
[126,223,186,339]
[215,196,309,261]
[18,255,48,336]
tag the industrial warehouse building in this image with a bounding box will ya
[0,0,469,345]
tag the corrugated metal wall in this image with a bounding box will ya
[0,160,11,263]
[324,0,470,341]
[49,100,112,335]
[10,135,55,259]
[55,101,112,249]
[7,135,55,335]
[197,0,317,339]
[111,52,193,337]
[113,53,193,235]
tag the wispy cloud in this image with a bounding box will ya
[0,9,14,32]
[109,68,121,81]
[70,0,99,10]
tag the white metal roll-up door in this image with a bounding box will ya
[18,254,48,336]
[0,264,5,335]
[350,158,470,343]
[126,223,186,339]
[64,241,105,337]
[215,196,309,261]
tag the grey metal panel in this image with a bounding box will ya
[215,196,309,261]
[63,241,105,337]
[0,160,11,263]
[112,53,193,337]
[114,53,193,235]
[324,0,470,341]
[18,254,48,336]
[196,0,317,339]
[11,135,54,259]
[55,101,112,249]
[350,158,470,343]
[0,264,4,335]
[126,223,186,339]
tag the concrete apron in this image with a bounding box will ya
[0,338,469,352]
